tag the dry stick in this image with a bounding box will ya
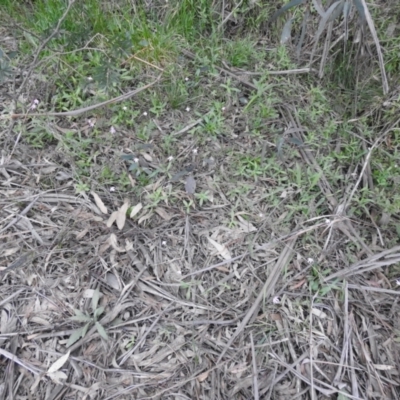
[216,237,297,363]
[250,333,259,400]
[9,74,162,119]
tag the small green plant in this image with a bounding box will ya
[125,335,136,350]
[308,264,339,297]
[195,191,211,206]
[67,289,108,347]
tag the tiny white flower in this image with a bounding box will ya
[307,258,314,264]
[222,107,226,111]
[396,279,400,286]
[109,186,116,192]
[273,296,281,304]
[192,148,198,154]
[134,158,139,164]
[325,219,331,224]
[33,99,40,105]
[167,156,174,162]
[184,77,189,81]
[185,106,190,112]
[88,119,95,128]
[143,111,148,116]
[162,241,167,246]
[87,76,93,81]
[110,126,116,134]
[30,104,37,110]
[259,213,263,218]
[122,106,127,111]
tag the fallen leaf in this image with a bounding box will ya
[237,215,257,232]
[47,371,68,384]
[138,210,153,225]
[47,351,70,373]
[141,153,153,162]
[109,233,126,252]
[311,308,328,319]
[155,207,172,221]
[207,237,231,260]
[130,203,143,218]
[106,211,118,228]
[91,191,108,214]
[197,371,209,382]
[116,199,130,230]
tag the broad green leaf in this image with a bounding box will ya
[70,314,92,323]
[281,18,294,45]
[73,309,87,317]
[66,328,84,348]
[92,288,100,311]
[269,0,307,22]
[95,322,108,340]
[94,306,105,320]
[288,137,303,147]
[81,322,90,338]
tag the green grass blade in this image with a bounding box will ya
[269,0,307,23]
[95,321,109,340]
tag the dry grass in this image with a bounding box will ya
[1,1,400,399]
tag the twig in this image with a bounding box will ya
[250,333,259,400]
[8,74,162,119]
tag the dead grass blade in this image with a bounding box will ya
[357,0,389,94]
[217,237,297,363]
[324,246,400,281]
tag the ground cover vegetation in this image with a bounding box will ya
[1,0,400,398]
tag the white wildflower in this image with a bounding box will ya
[87,76,93,81]
[273,296,281,304]
[307,258,314,264]
[122,106,127,111]
[110,126,116,134]
[192,148,198,154]
[143,111,148,116]
[167,156,174,162]
[134,158,139,164]
[88,119,95,128]
[185,106,190,112]
[109,186,116,192]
